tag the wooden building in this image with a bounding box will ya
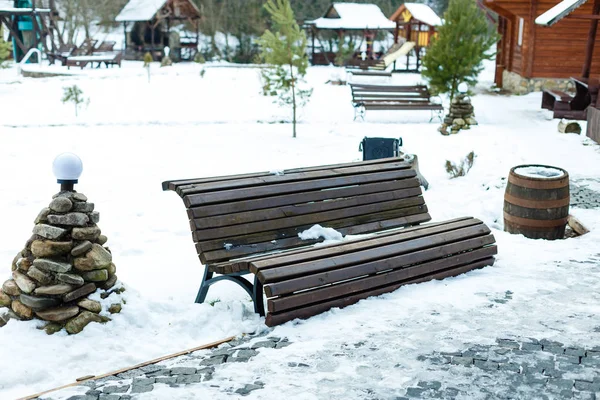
[115,0,201,61]
[483,0,600,93]
[304,2,396,67]
[388,3,441,72]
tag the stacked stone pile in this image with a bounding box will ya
[439,94,478,135]
[0,191,124,334]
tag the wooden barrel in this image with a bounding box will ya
[503,165,570,240]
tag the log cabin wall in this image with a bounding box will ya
[485,0,600,92]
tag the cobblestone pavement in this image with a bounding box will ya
[45,336,291,400]
[571,180,600,210]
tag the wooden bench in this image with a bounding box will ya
[350,84,444,121]
[348,70,392,77]
[65,53,123,69]
[163,158,497,326]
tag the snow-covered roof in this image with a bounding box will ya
[116,0,167,22]
[535,0,587,26]
[403,3,442,26]
[306,3,396,30]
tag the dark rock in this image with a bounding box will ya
[12,271,37,294]
[108,303,122,314]
[100,275,118,290]
[91,212,101,225]
[33,224,67,240]
[276,341,291,349]
[35,208,51,224]
[73,193,88,202]
[73,202,94,213]
[2,280,20,296]
[33,258,72,273]
[107,263,116,277]
[74,244,112,271]
[36,305,80,321]
[78,299,102,313]
[72,226,101,241]
[65,310,109,334]
[49,197,73,212]
[58,273,85,286]
[417,381,442,390]
[451,356,473,366]
[97,234,108,245]
[0,290,11,307]
[565,348,586,357]
[35,284,75,296]
[71,241,93,257]
[11,300,33,319]
[27,266,54,285]
[44,322,64,335]
[236,349,258,358]
[47,213,89,226]
[81,269,109,282]
[19,294,61,311]
[63,283,97,303]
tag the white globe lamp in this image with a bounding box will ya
[458,82,468,93]
[53,153,83,191]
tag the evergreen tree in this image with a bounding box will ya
[0,26,12,68]
[258,0,312,138]
[421,0,498,104]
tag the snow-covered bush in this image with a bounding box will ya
[445,151,475,178]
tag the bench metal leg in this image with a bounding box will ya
[195,267,265,317]
[353,105,366,121]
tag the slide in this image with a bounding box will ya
[382,41,416,67]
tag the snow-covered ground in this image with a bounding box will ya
[0,59,599,399]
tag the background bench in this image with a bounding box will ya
[163,158,497,326]
[350,84,444,121]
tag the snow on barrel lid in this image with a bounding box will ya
[513,165,566,179]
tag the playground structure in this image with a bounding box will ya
[0,0,58,63]
[304,3,396,68]
[388,3,441,72]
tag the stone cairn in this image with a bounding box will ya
[0,191,124,334]
[438,93,478,135]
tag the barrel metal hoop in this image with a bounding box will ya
[503,193,570,209]
[508,174,570,190]
[503,212,568,228]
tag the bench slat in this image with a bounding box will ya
[193,196,426,241]
[249,218,483,272]
[194,187,423,229]
[178,161,412,196]
[257,224,490,283]
[267,244,498,312]
[264,236,496,300]
[199,208,430,264]
[264,257,495,327]
[184,169,417,207]
[203,212,433,267]
[363,104,444,111]
[188,179,419,218]
[164,157,403,192]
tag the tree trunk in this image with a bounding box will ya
[290,63,297,138]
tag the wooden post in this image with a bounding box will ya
[311,26,315,64]
[123,22,127,50]
[394,21,399,44]
[582,0,600,78]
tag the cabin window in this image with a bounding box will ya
[517,17,524,47]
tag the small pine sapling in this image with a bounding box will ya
[422,0,499,105]
[258,0,312,138]
[61,85,88,117]
[195,52,206,77]
[445,151,476,178]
